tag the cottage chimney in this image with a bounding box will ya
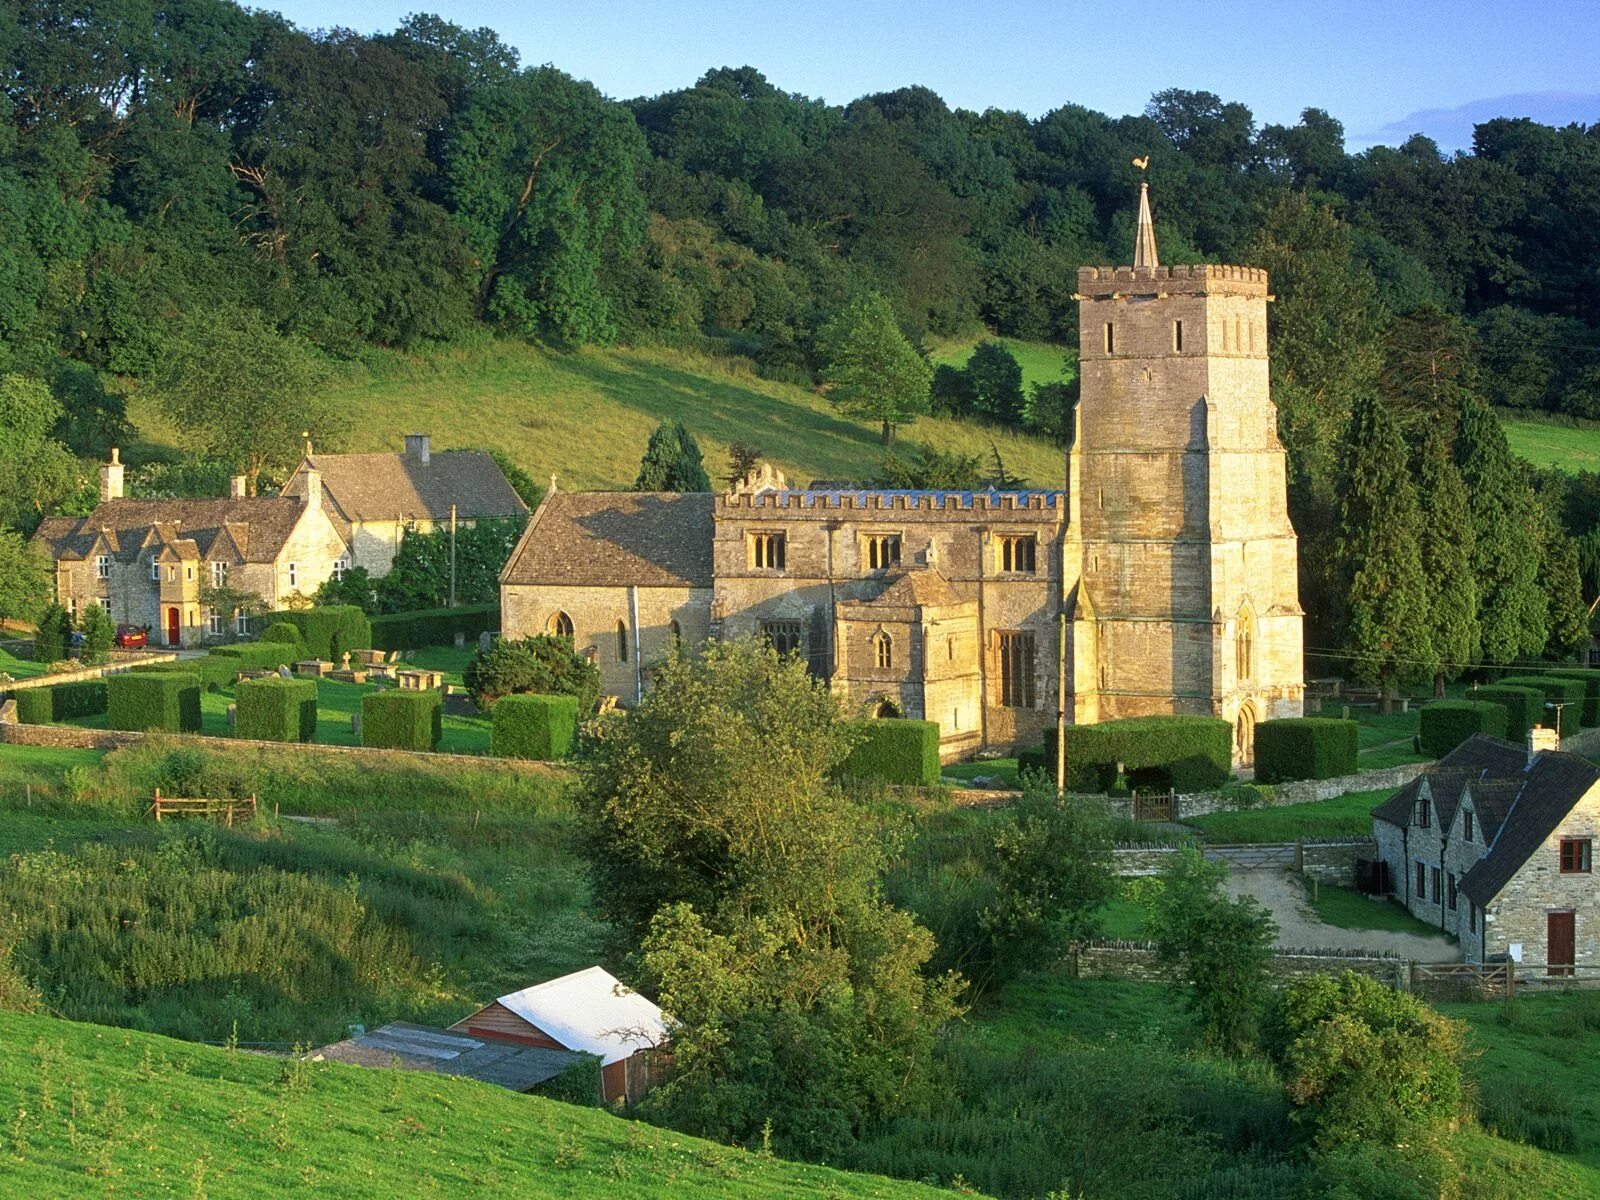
[100,447,124,503]
[1528,723,1560,761]
[229,475,247,499]
[302,468,322,509]
[404,433,431,465]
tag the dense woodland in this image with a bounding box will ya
[3,2,1600,680]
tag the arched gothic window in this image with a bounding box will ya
[547,611,573,639]
[1236,608,1255,682]
[873,631,893,670]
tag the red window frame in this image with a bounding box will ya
[1559,838,1592,874]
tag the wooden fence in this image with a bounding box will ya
[149,788,257,826]
[1408,961,1600,1002]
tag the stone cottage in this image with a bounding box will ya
[499,180,1304,762]
[1372,730,1600,972]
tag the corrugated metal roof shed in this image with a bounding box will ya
[494,967,669,1066]
[314,1022,584,1092]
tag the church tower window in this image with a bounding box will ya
[863,533,901,570]
[1173,320,1183,352]
[999,534,1037,573]
[749,531,786,571]
[873,631,892,670]
[1103,322,1115,355]
[997,631,1036,708]
[616,620,629,662]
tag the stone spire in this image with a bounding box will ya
[1133,180,1159,270]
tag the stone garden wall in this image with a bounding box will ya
[1074,940,1410,990]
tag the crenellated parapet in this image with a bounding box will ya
[714,489,1067,516]
[1076,263,1269,299]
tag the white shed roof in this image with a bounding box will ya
[496,967,668,1066]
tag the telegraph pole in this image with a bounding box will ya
[449,503,458,609]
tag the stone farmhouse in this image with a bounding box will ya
[499,182,1303,763]
[34,435,525,648]
[1372,730,1600,972]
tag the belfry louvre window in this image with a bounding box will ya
[762,620,805,657]
[749,531,786,571]
[997,631,1035,708]
[864,534,901,570]
[999,534,1037,574]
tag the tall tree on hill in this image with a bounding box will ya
[1415,425,1478,696]
[0,374,82,534]
[635,421,711,491]
[965,340,1026,426]
[1454,392,1547,665]
[816,292,931,445]
[1334,393,1433,693]
[0,531,51,626]
[1535,507,1590,660]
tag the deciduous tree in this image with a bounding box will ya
[0,531,51,626]
[816,292,931,445]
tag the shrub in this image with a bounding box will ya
[78,602,115,665]
[1418,700,1510,756]
[14,688,53,724]
[1496,675,1584,736]
[235,677,318,742]
[32,603,71,665]
[260,622,304,647]
[1470,686,1545,742]
[262,606,371,660]
[465,634,600,714]
[1020,716,1233,793]
[371,603,498,651]
[361,689,442,751]
[1548,669,1600,727]
[490,693,578,760]
[210,641,300,669]
[835,719,941,786]
[1253,718,1358,784]
[108,671,202,733]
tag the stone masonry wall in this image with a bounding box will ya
[1074,941,1410,990]
[1300,838,1378,886]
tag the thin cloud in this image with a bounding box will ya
[1353,91,1600,152]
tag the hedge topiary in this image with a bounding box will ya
[1253,717,1359,784]
[361,688,442,751]
[108,671,202,733]
[260,622,304,646]
[235,676,318,742]
[1419,701,1510,757]
[51,680,109,720]
[1470,686,1545,743]
[1494,675,1584,736]
[835,719,941,786]
[372,604,499,651]
[1019,715,1233,793]
[210,642,300,669]
[134,656,239,691]
[1546,670,1600,728]
[262,606,372,660]
[490,693,579,760]
[14,688,53,724]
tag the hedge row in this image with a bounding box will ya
[1470,686,1545,743]
[1419,701,1510,757]
[1497,675,1584,736]
[210,641,301,670]
[371,604,498,651]
[490,693,578,760]
[361,689,442,751]
[262,606,371,661]
[1547,670,1600,728]
[260,622,304,646]
[14,680,109,725]
[108,672,201,733]
[1018,715,1233,793]
[835,719,941,786]
[1253,717,1359,784]
[235,677,318,743]
[134,656,241,691]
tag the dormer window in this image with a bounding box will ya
[1463,810,1474,843]
[211,561,227,587]
[1417,796,1431,828]
[94,554,111,579]
[151,560,161,581]
[167,566,177,583]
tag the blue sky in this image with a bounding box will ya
[263,0,1599,150]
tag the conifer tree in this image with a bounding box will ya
[77,601,115,665]
[634,421,711,491]
[1334,394,1432,692]
[31,603,72,666]
[1536,507,1589,659]
[1415,425,1478,695]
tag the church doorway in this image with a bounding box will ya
[1235,702,1256,767]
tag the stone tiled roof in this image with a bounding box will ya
[290,451,527,527]
[31,498,307,565]
[858,568,968,610]
[1462,750,1600,907]
[1371,736,1527,828]
[501,492,714,589]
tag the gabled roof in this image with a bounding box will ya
[1372,736,1527,828]
[859,568,967,610]
[1461,779,1522,843]
[492,967,668,1066]
[286,450,527,527]
[501,492,714,589]
[1462,751,1600,907]
[31,497,311,565]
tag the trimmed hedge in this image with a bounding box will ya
[133,656,240,691]
[1019,715,1233,793]
[361,688,442,751]
[490,693,578,760]
[263,606,371,661]
[260,622,304,646]
[835,719,941,786]
[1496,675,1584,736]
[235,677,318,742]
[108,671,202,733]
[1253,717,1359,783]
[1547,670,1600,728]
[372,604,498,651]
[1419,700,1511,757]
[209,641,301,670]
[1471,686,1545,743]
[14,688,53,724]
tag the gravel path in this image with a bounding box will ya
[1222,868,1459,961]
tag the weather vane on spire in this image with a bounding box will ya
[1131,156,1158,269]
[1132,154,1150,172]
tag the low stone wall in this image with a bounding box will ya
[1112,844,1185,877]
[1300,838,1379,887]
[1169,762,1429,821]
[1074,940,1410,990]
[3,652,178,692]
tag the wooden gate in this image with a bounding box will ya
[1133,789,1174,822]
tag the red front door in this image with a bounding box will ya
[1548,911,1576,977]
[166,606,181,647]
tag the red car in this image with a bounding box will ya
[115,625,148,649]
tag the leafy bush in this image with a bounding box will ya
[490,693,578,760]
[1253,718,1358,784]
[1470,685,1545,742]
[533,1053,603,1107]
[371,603,498,651]
[1020,716,1233,793]
[1496,674,1584,735]
[465,634,600,713]
[1418,700,1510,756]
[834,719,940,786]
[361,689,442,751]
[235,677,318,743]
[262,606,371,660]
[108,671,202,733]
[260,621,304,646]
[1548,669,1600,727]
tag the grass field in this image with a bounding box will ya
[927,335,1076,392]
[1303,881,1441,934]
[1501,412,1600,473]
[126,340,1069,492]
[1186,787,1393,844]
[0,1011,956,1199]
[0,646,46,679]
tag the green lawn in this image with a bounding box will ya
[1096,881,1152,941]
[128,340,1069,492]
[941,757,1021,788]
[927,335,1076,392]
[1187,787,1393,844]
[0,645,47,679]
[1501,412,1600,473]
[1303,881,1443,935]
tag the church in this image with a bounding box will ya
[499,182,1304,764]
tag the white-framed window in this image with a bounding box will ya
[167,566,176,583]
[150,559,160,580]
[211,561,227,587]
[206,608,224,636]
[287,562,298,588]
[96,554,111,579]
[234,609,249,635]
[332,556,350,581]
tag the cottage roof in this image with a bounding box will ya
[30,497,308,565]
[288,450,527,527]
[315,1022,580,1091]
[1460,778,1522,843]
[1461,751,1600,907]
[1370,736,1527,828]
[492,967,668,1066]
[501,492,714,589]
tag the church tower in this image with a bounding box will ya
[1067,177,1304,762]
